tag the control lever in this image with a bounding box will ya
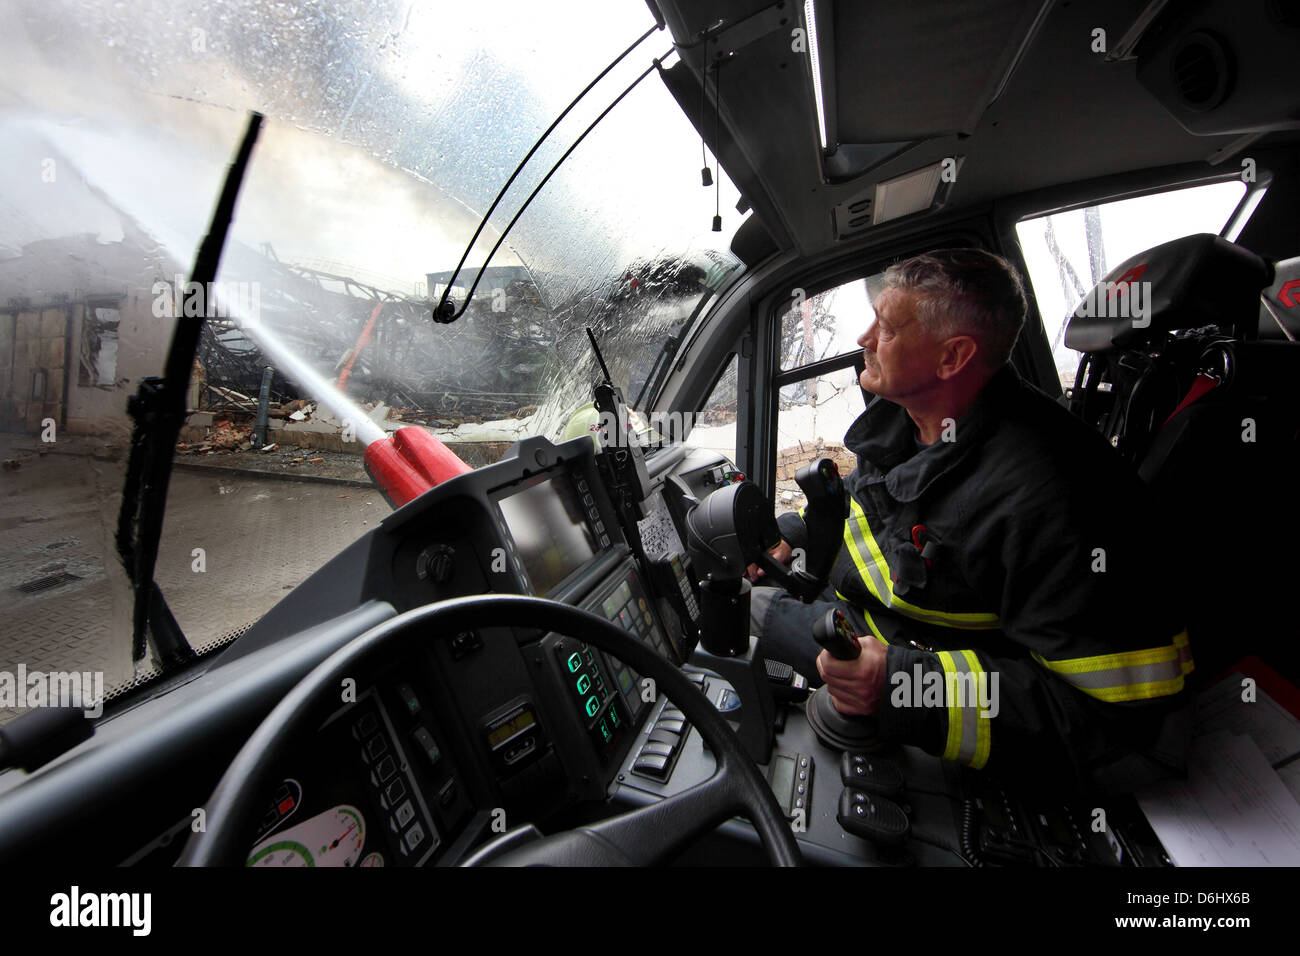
[805,609,886,753]
[812,606,862,660]
[753,458,846,603]
[683,480,783,763]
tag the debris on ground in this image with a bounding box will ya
[3,456,32,471]
[177,418,254,455]
[261,443,278,453]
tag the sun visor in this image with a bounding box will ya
[816,0,1049,182]
[1064,234,1272,354]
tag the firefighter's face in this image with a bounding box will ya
[857,288,948,402]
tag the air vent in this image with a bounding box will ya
[1171,31,1232,112]
[831,190,876,239]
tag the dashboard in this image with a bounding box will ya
[0,429,1174,868]
[119,434,746,867]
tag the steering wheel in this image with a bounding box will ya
[179,594,801,866]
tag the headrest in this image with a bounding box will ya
[1259,256,1300,340]
[1064,234,1273,354]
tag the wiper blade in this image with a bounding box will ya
[115,111,264,671]
[432,24,668,323]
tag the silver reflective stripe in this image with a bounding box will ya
[941,651,981,766]
[843,506,893,602]
[1052,658,1183,692]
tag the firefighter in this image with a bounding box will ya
[750,248,1193,791]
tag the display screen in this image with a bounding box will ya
[498,473,599,595]
[770,755,795,800]
[487,710,536,749]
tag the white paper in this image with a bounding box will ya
[1277,761,1300,806]
[1195,672,1300,765]
[1137,731,1300,866]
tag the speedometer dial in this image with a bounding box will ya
[247,805,366,867]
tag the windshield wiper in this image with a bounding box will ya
[115,112,264,672]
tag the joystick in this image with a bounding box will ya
[805,609,887,752]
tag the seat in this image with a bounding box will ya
[1064,235,1300,683]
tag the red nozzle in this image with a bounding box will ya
[364,426,472,507]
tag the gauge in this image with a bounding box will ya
[359,852,384,867]
[246,805,366,867]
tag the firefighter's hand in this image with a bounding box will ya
[746,539,793,582]
[816,638,887,716]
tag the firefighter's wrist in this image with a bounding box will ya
[874,644,948,756]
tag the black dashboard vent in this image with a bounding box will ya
[1170,31,1232,112]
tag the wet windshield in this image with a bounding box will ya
[0,0,746,718]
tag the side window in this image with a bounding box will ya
[778,275,884,370]
[775,366,861,515]
[685,353,738,464]
[1015,180,1249,391]
[773,274,883,515]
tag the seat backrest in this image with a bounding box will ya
[1063,236,1300,683]
[1258,255,1300,340]
[1065,234,1274,465]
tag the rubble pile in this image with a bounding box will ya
[176,418,254,455]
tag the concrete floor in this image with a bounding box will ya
[0,436,386,724]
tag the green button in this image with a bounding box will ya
[566,652,582,673]
[576,674,591,694]
[584,696,600,718]
[608,707,621,729]
[599,719,612,743]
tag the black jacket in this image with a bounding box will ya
[784,365,1192,790]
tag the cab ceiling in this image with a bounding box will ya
[650,0,1300,260]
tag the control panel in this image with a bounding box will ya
[247,677,472,867]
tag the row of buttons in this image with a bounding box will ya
[558,639,627,760]
[630,700,693,780]
[603,575,674,663]
[574,476,612,549]
[562,643,613,720]
[354,709,439,859]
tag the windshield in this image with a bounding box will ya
[0,0,747,718]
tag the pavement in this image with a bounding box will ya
[0,433,387,725]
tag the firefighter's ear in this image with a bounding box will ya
[937,334,979,380]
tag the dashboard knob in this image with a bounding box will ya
[417,544,456,584]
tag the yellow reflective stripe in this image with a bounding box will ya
[832,590,888,644]
[937,651,964,763]
[1174,629,1195,675]
[936,650,991,769]
[1034,629,1192,702]
[845,498,1000,630]
[860,607,887,644]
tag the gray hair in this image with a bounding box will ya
[882,248,1027,368]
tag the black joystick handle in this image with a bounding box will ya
[812,608,861,661]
